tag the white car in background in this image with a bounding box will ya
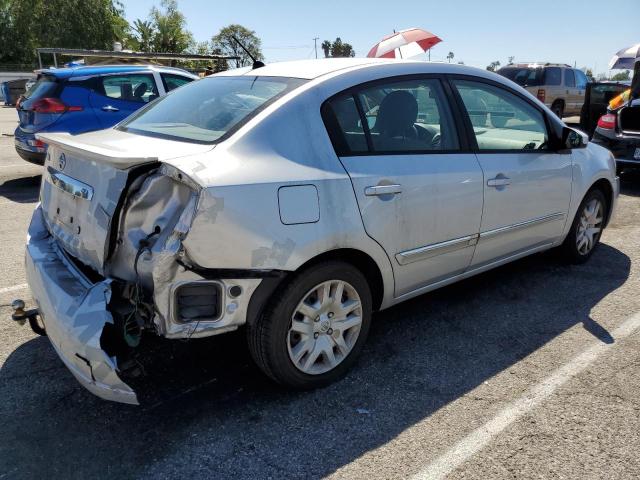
[18,58,618,404]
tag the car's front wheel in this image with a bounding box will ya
[248,261,372,389]
[559,189,607,264]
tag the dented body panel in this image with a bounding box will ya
[25,207,138,404]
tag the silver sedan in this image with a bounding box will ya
[23,58,618,404]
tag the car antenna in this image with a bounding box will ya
[232,35,265,70]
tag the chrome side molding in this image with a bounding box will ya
[395,212,566,266]
[479,212,565,239]
[396,234,479,265]
[47,167,94,201]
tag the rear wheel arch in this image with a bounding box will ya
[293,248,385,312]
[246,248,385,330]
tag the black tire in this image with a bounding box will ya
[247,260,372,389]
[551,101,564,119]
[558,189,607,264]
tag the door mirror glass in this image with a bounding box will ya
[563,127,587,149]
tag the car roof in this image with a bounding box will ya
[37,65,197,79]
[211,58,512,85]
[213,58,394,79]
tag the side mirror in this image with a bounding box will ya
[562,126,587,149]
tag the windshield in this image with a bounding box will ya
[119,75,307,143]
[498,67,544,87]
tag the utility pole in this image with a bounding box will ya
[313,37,319,59]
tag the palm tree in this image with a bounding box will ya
[133,19,154,52]
[447,51,454,63]
[321,40,331,58]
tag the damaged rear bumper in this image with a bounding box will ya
[25,206,138,405]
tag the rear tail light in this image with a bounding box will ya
[597,113,617,130]
[537,89,546,103]
[26,139,45,148]
[31,97,83,113]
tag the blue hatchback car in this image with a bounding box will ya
[15,65,198,164]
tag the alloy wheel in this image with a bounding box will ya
[576,198,603,255]
[287,279,363,375]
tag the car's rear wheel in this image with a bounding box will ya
[247,261,372,389]
[559,189,607,264]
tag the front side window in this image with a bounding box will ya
[99,74,159,103]
[120,76,306,143]
[564,69,576,88]
[324,77,459,154]
[453,80,549,151]
[544,67,562,86]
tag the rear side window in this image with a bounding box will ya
[564,69,576,88]
[454,80,548,151]
[543,67,562,86]
[324,95,368,153]
[575,69,588,89]
[22,75,59,101]
[324,77,459,155]
[161,73,194,92]
[497,67,543,87]
[98,74,158,103]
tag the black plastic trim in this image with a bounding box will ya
[176,261,288,279]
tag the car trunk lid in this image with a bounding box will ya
[36,130,213,275]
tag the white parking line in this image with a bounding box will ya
[0,283,28,294]
[411,312,640,480]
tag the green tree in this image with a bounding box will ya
[1,0,129,65]
[486,60,501,72]
[131,19,154,52]
[508,55,515,64]
[211,24,263,68]
[321,38,355,58]
[321,40,331,58]
[446,51,454,63]
[611,70,631,81]
[149,0,193,53]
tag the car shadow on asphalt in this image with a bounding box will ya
[0,175,41,203]
[0,243,631,479]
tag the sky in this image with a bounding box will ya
[121,0,639,75]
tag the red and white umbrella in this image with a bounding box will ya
[367,28,442,59]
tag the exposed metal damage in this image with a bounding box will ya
[22,138,266,403]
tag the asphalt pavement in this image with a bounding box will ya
[1,107,639,479]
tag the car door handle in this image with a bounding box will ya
[364,184,403,196]
[487,176,511,187]
[102,105,119,112]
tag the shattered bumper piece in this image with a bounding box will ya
[25,206,138,405]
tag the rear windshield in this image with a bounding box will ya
[497,67,544,87]
[119,75,307,143]
[23,75,59,100]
